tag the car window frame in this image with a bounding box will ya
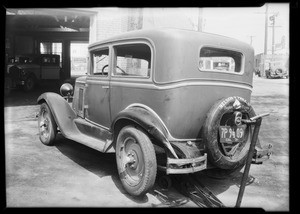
[198,45,245,76]
[111,40,153,80]
[89,46,111,78]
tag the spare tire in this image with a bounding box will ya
[202,96,257,170]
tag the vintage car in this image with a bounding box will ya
[37,29,272,197]
[265,67,289,79]
[6,54,63,92]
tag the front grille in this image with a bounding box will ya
[78,88,84,111]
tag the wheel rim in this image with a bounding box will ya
[39,109,51,142]
[218,112,251,160]
[118,136,144,187]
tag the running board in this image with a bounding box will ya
[66,132,107,153]
[60,118,114,153]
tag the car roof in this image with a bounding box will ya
[88,28,252,51]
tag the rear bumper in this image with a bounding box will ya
[163,143,272,174]
[5,77,25,89]
[14,79,25,85]
[166,154,207,174]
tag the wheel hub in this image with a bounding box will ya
[119,137,144,185]
[219,111,249,158]
[126,151,138,169]
[39,113,50,139]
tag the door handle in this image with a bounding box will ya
[102,85,110,89]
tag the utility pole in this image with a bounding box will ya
[198,8,203,32]
[264,4,268,55]
[269,12,279,55]
[255,4,276,76]
[249,35,255,46]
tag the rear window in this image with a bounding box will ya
[199,47,243,73]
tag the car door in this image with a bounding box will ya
[84,46,111,128]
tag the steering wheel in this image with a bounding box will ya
[102,64,109,73]
[102,64,127,75]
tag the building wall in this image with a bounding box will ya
[142,8,195,30]
[89,8,195,44]
[89,8,130,44]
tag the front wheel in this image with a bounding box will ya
[23,76,36,91]
[38,103,57,146]
[115,126,157,196]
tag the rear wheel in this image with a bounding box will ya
[116,125,157,196]
[38,103,57,146]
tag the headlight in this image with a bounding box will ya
[20,69,26,76]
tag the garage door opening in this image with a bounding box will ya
[71,42,89,77]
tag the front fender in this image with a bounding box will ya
[37,92,78,137]
[111,105,178,158]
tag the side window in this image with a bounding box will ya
[51,57,56,64]
[113,44,151,77]
[42,57,51,65]
[199,47,243,73]
[92,48,109,76]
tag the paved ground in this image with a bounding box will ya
[4,76,289,210]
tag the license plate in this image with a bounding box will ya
[219,125,247,143]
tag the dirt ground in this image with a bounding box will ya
[4,76,289,210]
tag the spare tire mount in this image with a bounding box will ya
[202,96,256,170]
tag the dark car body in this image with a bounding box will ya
[37,29,271,196]
[6,54,62,91]
[75,29,253,140]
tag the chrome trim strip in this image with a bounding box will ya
[111,79,252,91]
[75,81,86,84]
[84,117,110,131]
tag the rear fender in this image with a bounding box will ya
[111,104,178,158]
[37,92,78,137]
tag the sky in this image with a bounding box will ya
[185,3,289,55]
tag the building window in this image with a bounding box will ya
[113,43,151,78]
[40,42,62,66]
[71,42,88,76]
[199,47,243,73]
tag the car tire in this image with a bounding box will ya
[115,125,157,196]
[38,103,57,146]
[23,75,35,91]
[202,97,257,170]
